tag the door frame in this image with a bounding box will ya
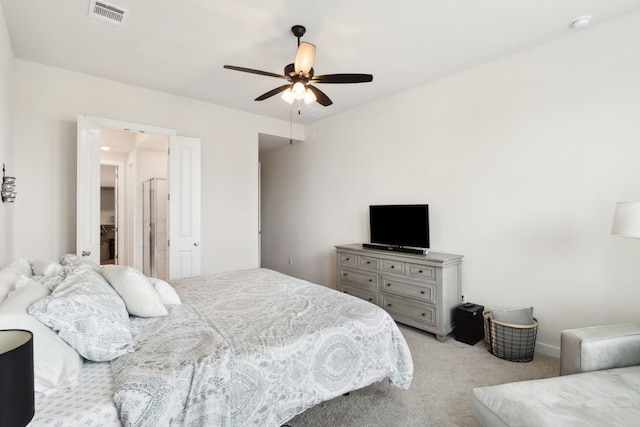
[77,115,176,267]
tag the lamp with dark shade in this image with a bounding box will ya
[0,330,35,427]
[611,201,640,239]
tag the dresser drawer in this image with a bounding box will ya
[359,256,380,269]
[383,294,436,328]
[382,277,435,303]
[407,263,436,281]
[339,253,358,266]
[381,259,405,274]
[339,268,378,290]
[342,285,378,305]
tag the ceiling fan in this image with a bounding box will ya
[223,25,373,107]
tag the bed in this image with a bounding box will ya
[0,257,413,426]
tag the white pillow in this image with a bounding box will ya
[28,268,134,362]
[30,260,64,277]
[148,277,182,305]
[491,307,535,325]
[0,277,83,393]
[0,258,33,304]
[100,265,168,317]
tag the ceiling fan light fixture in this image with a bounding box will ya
[303,88,317,105]
[292,81,306,99]
[281,88,295,104]
[294,42,316,75]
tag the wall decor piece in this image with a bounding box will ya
[1,164,17,203]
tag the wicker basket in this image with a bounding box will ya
[483,309,538,362]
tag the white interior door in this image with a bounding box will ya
[76,116,101,263]
[168,135,202,279]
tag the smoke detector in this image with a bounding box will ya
[88,1,129,27]
[570,15,591,29]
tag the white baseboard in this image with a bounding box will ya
[535,341,560,358]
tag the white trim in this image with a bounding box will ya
[534,341,560,359]
[81,115,177,137]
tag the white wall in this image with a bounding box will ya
[0,3,13,266]
[260,12,640,352]
[8,59,299,274]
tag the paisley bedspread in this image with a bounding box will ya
[110,268,413,426]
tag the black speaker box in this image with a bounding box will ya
[455,303,485,345]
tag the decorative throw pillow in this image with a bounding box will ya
[100,265,168,317]
[30,260,64,277]
[491,307,534,325]
[28,268,134,362]
[148,277,182,305]
[0,277,83,392]
[0,258,33,304]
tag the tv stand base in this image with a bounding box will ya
[362,243,428,255]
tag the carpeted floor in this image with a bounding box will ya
[286,324,559,426]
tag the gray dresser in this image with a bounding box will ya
[335,244,463,341]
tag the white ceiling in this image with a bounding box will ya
[3,0,640,126]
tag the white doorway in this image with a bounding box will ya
[77,115,202,279]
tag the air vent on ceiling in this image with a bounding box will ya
[298,104,331,119]
[88,0,128,27]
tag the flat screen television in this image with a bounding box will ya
[368,204,430,252]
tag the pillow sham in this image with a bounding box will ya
[0,258,33,304]
[101,265,168,317]
[30,260,64,277]
[28,268,134,362]
[148,277,182,305]
[491,307,534,325]
[0,277,83,393]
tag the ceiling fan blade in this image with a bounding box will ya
[294,42,316,76]
[310,73,373,84]
[223,65,288,80]
[255,84,292,101]
[307,85,333,106]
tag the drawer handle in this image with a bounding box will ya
[421,313,426,317]
[387,303,392,307]
[366,261,371,264]
[420,291,425,294]
[369,279,373,282]
[386,283,391,287]
[418,269,423,273]
[343,273,348,276]
[368,298,373,302]
[345,257,350,261]
[390,265,395,269]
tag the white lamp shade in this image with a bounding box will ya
[611,201,640,238]
[303,88,317,105]
[292,82,306,99]
[294,42,315,75]
[281,88,295,104]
